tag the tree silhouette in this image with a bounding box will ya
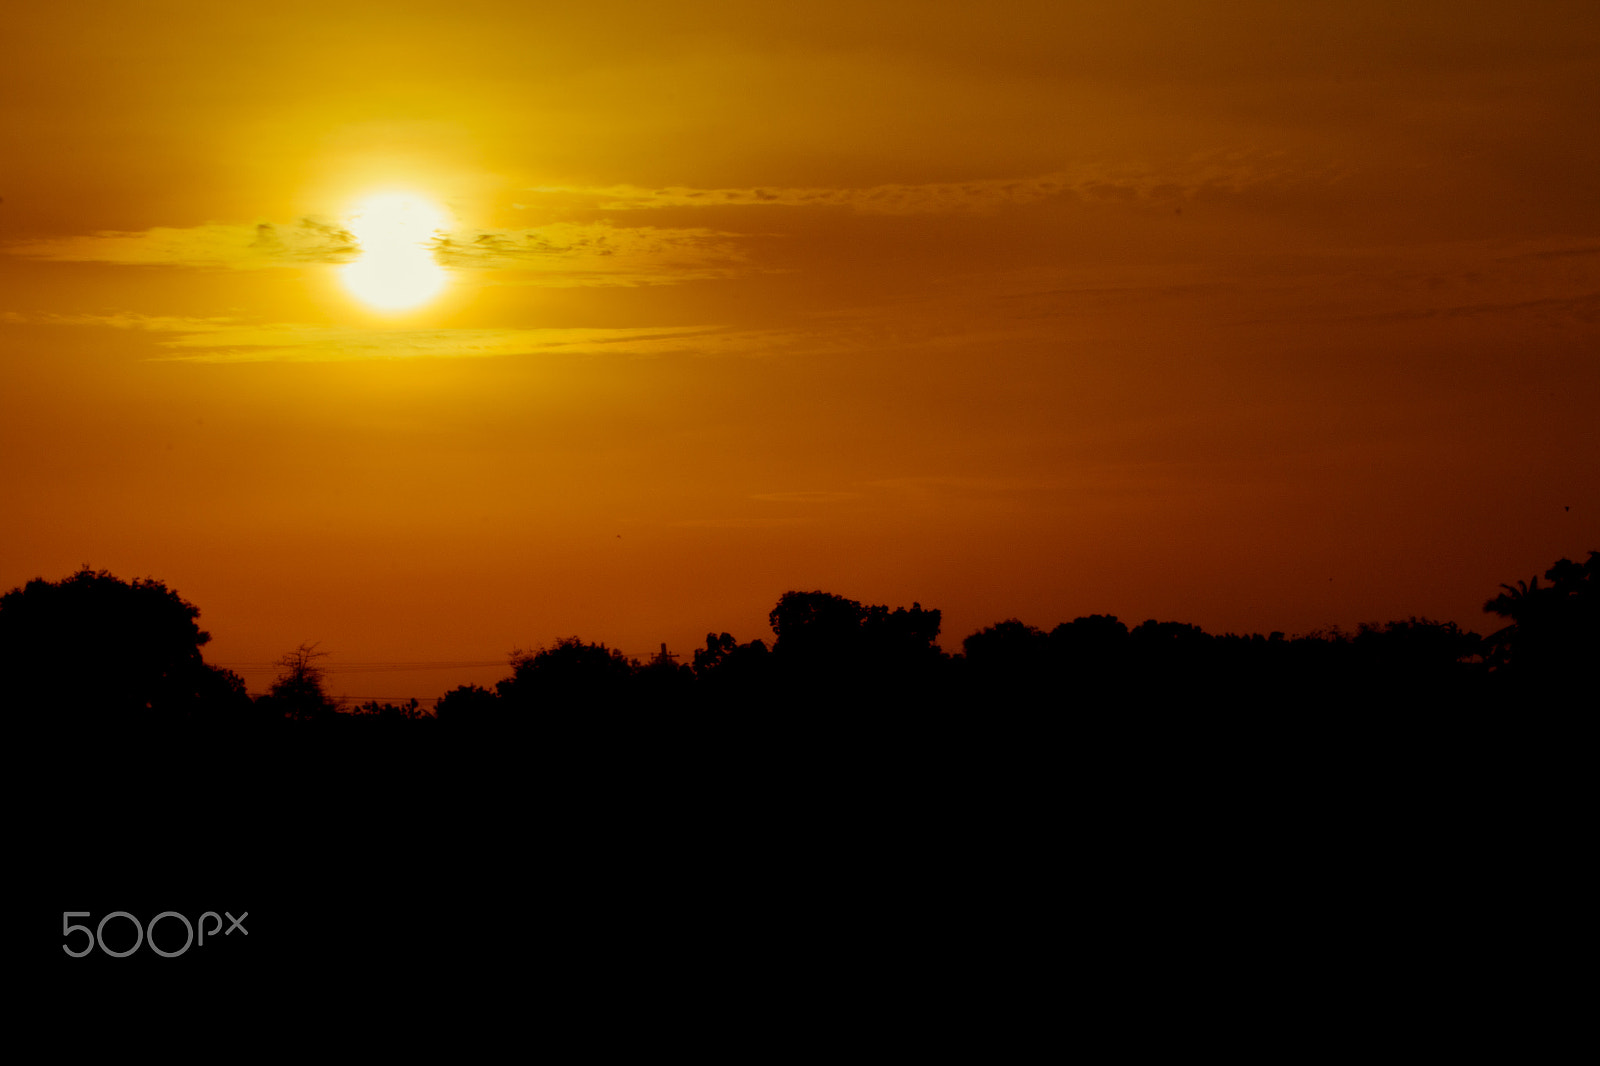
[259,641,339,721]
[1048,615,1130,672]
[0,566,247,726]
[764,591,948,709]
[957,618,1057,707]
[862,602,943,667]
[769,591,870,662]
[692,631,772,701]
[497,636,639,711]
[768,591,944,667]
[435,683,501,724]
[11,552,1592,734]
[963,619,1049,666]
[1484,551,1599,690]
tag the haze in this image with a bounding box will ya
[3,1,1595,699]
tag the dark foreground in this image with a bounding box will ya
[25,702,1584,1050]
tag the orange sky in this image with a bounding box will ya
[3,1,1596,700]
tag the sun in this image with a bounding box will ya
[339,192,450,312]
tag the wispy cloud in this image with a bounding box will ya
[5,220,359,269]
[667,517,805,529]
[523,157,1320,216]
[863,475,1072,497]
[429,222,746,284]
[748,491,863,503]
[1344,290,1600,327]
[540,175,1077,215]
[4,218,746,285]
[15,313,732,362]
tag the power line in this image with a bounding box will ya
[212,660,505,666]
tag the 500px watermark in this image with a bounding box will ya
[62,911,248,958]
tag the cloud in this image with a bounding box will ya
[1496,243,1600,263]
[5,217,745,286]
[523,157,1319,216]
[748,491,863,503]
[1345,291,1600,327]
[667,517,804,529]
[429,222,746,284]
[552,175,1076,214]
[5,220,359,269]
[863,475,1068,496]
[14,313,733,362]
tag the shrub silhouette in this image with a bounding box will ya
[350,697,428,720]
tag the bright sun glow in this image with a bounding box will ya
[340,192,450,311]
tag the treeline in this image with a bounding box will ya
[3,551,1593,727]
[28,554,1593,996]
